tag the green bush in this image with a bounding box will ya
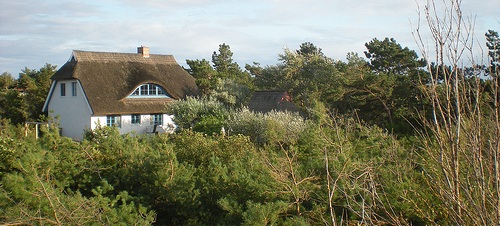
[227,108,308,146]
[165,96,229,134]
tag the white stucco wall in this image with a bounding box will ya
[121,114,175,135]
[46,79,93,140]
[90,116,106,130]
[91,114,175,136]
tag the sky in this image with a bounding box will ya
[0,0,499,76]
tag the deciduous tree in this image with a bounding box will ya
[415,0,500,224]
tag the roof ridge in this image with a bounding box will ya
[73,49,172,55]
[72,50,177,63]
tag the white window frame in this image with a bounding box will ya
[71,82,77,96]
[131,114,141,125]
[128,84,170,98]
[106,115,121,127]
[151,114,162,126]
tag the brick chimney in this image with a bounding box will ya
[137,46,150,58]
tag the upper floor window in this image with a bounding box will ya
[71,82,77,96]
[128,84,171,98]
[60,83,66,96]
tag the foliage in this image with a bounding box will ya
[294,115,438,225]
[0,121,155,225]
[165,130,282,225]
[0,72,15,90]
[211,77,251,107]
[0,64,56,124]
[331,46,428,134]
[227,108,308,146]
[185,58,216,94]
[414,0,500,224]
[251,42,343,111]
[165,96,229,134]
[249,41,427,134]
[364,37,426,75]
[186,43,253,106]
[1,103,440,225]
[486,30,499,74]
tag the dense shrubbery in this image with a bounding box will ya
[165,96,229,134]
[227,108,307,145]
[0,109,436,225]
[0,120,156,225]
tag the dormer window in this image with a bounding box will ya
[128,84,171,98]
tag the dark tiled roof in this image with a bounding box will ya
[50,50,199,115]
[247,91,301,114]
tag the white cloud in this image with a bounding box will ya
[0,0,498,74]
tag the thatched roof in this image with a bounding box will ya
[247,91,302,114]
[50,50,199,115]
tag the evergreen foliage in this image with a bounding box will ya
[0,109,436,225]
[186,43,253,107]
[0,64,56,124]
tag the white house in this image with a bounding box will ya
[43,46,199,140]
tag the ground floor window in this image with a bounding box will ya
[106,115,121,127]
[151,114,162,126]
[131,114,141,124]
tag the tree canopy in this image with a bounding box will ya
[186,43,252,107]
[364,37,426,75]
[0,63,56,124]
